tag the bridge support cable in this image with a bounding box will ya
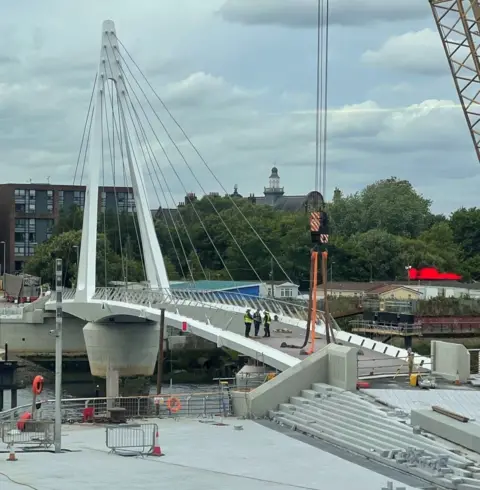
[102,79,129,285]
[115,59,263,284]
[62,75,97,288]
[119,76,235,283]
[121,91,201,282]
[110,42,273,284]
[102,40,243,284]
[77,21,171,298]
[73,74,98,185]
[116,38,295,285]
[100,37,197,288]
[119,85,201,282]
[102,74,147,285]
[120,80,242,283]
[100,43,197,283]
[430,0,480,163]
[100,43,203,283]
[107,85,148,285]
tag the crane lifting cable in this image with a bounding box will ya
[284,0,333,352]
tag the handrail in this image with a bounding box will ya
[0,391,237,422]
[48,286,330,324]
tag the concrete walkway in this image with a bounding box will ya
[0,419,414,490]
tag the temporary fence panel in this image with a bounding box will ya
[1,420,54,449]
[0,392,234,425]
[105,423,157,456]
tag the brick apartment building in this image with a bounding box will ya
[0,183,134,274]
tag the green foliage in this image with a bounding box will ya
[24,177,480,285]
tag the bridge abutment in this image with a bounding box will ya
[83,319,159,377]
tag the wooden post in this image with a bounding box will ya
[323,251,331,344]
[308,250,319,354]
[156,309,165,394]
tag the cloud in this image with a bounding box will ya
[219,0,429,28]
[0,0,477,218]
[361,28,448,75]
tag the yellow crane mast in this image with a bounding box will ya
[430,0,480,162]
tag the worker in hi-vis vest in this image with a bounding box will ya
[244,308,253,338]
[263,311,271,338]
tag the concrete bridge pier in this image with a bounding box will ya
[83,317,160,400]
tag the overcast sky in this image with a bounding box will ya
[0,0,478,214]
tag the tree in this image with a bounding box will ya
[26,178,475,286]
[450,207,480,258]
[328,177,433,238]
[25,230,82,287]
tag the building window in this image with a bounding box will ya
[14,246,25,255]
[15,203,25,213]
[73,190,85,209]
[47,189,54,212]
[14,232,25,242]
[280,288,292,298]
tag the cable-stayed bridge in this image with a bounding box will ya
[41,20,430,389]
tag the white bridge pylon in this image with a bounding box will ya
[75,20,170,303]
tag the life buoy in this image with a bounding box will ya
[32,375,44,395]
[17,412,32,431]
[356,381,370,390]
[166,397,182,413]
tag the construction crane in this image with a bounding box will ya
[430,0,480,163]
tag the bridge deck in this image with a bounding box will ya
[256,333,420,377]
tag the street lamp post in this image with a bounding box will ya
[73,245,79,265]
[0,241,5,290]
[405,265,412,283]
[72,245,79,288]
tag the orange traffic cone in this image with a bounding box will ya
[151,431,163,457]
[7,446,17,462]
[455,371,461,386]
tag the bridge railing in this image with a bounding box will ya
[50,286,342,329]
[91,286,329,325]
[0,391,232,423]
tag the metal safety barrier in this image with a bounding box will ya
[53,286,315,322]
[1,420,54,449]
[106,423,158,456]
[0,392,233,424]
[45,287,345,334]
[356,353,430,379]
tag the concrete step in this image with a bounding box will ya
[273,407,474,489]
[271,408,461,489]
[297,390,469,467]
[288,397,467,468]
[283,400,393,454]
[272,409,390,455]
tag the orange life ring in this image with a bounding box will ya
[17,412,32,431]
[32,375,44,395]
[166,397,182,413]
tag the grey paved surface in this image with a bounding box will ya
[364,388,480,420]
[256,420,430,489]
[0,419,416,489]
